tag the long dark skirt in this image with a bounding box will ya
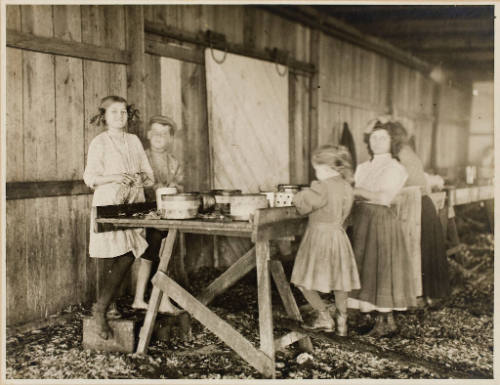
[421,195,450,298]
[349,203,417,310]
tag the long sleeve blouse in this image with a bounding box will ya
[354,153,408,206]
[84,132,154,206]
[293,177,353,226]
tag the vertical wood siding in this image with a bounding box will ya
[391,63,435,168]
[434,84,471,177]
[6,4,472,326]
[6,4,128,325]
[319,35,390,165]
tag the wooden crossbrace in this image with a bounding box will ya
[269,260,313,352]
[153,271,275,377]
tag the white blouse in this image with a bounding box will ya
[354,153,408,206]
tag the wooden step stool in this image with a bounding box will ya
[82,317,135,353]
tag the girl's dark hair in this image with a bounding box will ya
[312,144,354,184]
[363,120,408,160]
[90,95,140,128]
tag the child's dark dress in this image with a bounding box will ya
[291,176,361,293]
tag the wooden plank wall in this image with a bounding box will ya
[6,4,474,326]
[468,81,494,165]
[6,5,128,325]
[391,63,435,168]
[434,83,472,179]
[319,35,390,165]
[319,34,438,169]
[144,5,313,268]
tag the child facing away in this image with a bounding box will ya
[131,115,184,314]
[291,145,360,336]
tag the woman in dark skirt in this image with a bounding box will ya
[394,123,450,304]
[348,121,417,336]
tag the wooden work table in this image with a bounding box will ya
[429,184,494,257]
[95,204,312,378]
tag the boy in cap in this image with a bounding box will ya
[132,115,184,313]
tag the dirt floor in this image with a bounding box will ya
[5,203,494,380]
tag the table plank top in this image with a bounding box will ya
[96,216,254,235]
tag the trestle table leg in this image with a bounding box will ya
[269,260,313,352]
[256,241,275,378]
[136,229,178,354]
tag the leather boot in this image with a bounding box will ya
[93,253,134,339]
[303,309,335,332]
[366,313,386,337]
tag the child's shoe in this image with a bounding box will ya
[106,302,122,319]
[303,310,335,332]
[386,312,398,333]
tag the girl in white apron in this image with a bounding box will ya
[83,95,154,339]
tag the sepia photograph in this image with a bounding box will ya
[1,2,495,381]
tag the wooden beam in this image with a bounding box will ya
[154,272,275,377]
[390,35,494,51]
[6,180,92,200]
[145,21,315,75]
[260,5,431,74]
[126,5,147,138]
[416,51,493,63]
[453,69,493,82]
[7,29,130,64]
[316,5,494,20]
[145,36,204,64]
[309,27,320,182]
[197,247,256,306]
[444,60,493,72]
[355,18,494,37]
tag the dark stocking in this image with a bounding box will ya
[93,252,135,339]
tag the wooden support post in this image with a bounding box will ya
[387,60,395,114]
[269,260,313,352]
[308,28,320,183]
[213,235,219,268]
[289,64,297,184]
[255,241,275,378]
[484,199,494,233]
[430,82,441,171]
[126,5,147,139]
[154,272,275,377]
[136,229,177,354]
[198,247,256,306]
[177,232,189,287]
